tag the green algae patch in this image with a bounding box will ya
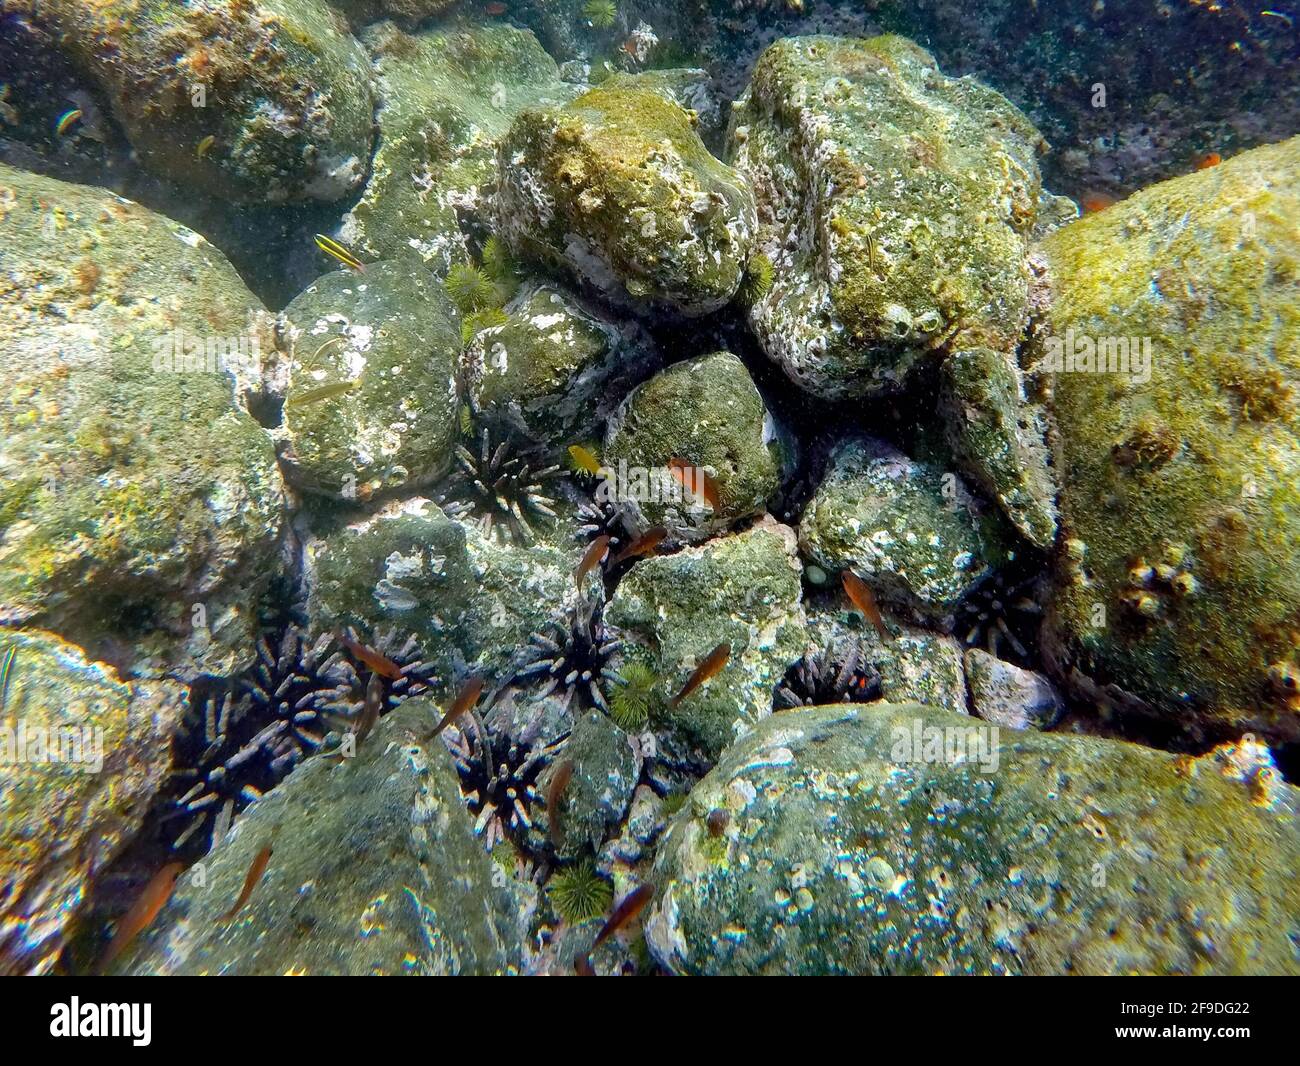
[1036,135,1300,742]
[646,703,1300,975]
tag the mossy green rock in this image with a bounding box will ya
[1037,136,1300,742]
[278,260,461,501]
[0,165,284,675]
[728,35,1045,399]
[494,77,757,315]
[306,498,575,685]
[21,0,374,204]
[114,703,528,975]
[799,437,997,621]
[342,22,577,272]
[606,519,807,759]
[646,702,1300,975]
[463,282,660,449]
[602,351,783,542]
[0,630,186,975]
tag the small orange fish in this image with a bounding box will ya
[339,631,404,680]
[484,0,508,13]
[219,843,273,923]
[575,535,611,587]
[591,883,654,951]
[842,570,891,642]
[609,526,667,567]
[574,953,597,976]
[667,458,721,511]
[1080,191,1116,214]
[426,676,484,739]
[97,861,186,972]
[546,759,575,847]
[355,671,384,745]
[1196,152,1222,170]
[669,642,730,708]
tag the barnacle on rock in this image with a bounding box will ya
[548,859,613,923]
[774,636,881,709]
[516,596,623,713]
[609,660,657,730]
[440,427,562,544]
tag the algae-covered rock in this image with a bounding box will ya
[462,282,660,450]
[1036,136,1300,742]
[940,346,1058,550]
[277,260,461,501]
[602,351,783,542]
[21,0,374,204]
[0,630,186,975]
[341,21,578,272]
[606,519,807,759]
[799,437,999,622]
[646,702,1300,975]
[728,35,1045,399]
[965,648,1062,731]
[494,76,757,315]
[114,703,528,975]
[306,497,575,685]
[0,165,284,675]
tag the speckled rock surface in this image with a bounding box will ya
[728,34,1045,399]
[646,702,1300,975]
[493,75,757,315]
[1036,135,1300,743]
[306,497,576,685]
[16,0,375,204]
[113,703,529,975]
[340,21,577,272]
[463,281,660,450]
[606,518,807,759]
[602,351,784,543]
[0,630,186,975]
[0,165,284,676]
[965,648,1062,731]
[276,260,461,501]
[799,437,1000,622]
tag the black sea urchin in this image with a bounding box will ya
[774,636,882,710]
[956,559,1047,666]
[446,726,565,851]
[515,597,623,714]
[441,427,562,544]
[339,626,438,709]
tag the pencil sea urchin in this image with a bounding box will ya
[441,427,562,544]
[515,597,623,713]
[446,726,565,851]
[774,636,881,709]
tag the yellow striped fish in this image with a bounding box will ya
[314,233,366,274]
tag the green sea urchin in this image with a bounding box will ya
[582,0,617,30]
[609,660,656,730]
[548,859,613,923]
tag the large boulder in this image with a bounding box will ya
[0,164,284,675]
[647,702,1300,975]
[1036,135,1300,743]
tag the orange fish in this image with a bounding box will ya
[591,883,654,951]
[1196,152,1222,170]
[574,953,597,976]
[97,861,186,972]
[1079,191,1116,214]
[575,535,611,588]
[546,759,575,847]
[219,843,273,923]
[669,642,730,707]
[426,676,484,739]
[842,570,891,642]
[667,458,721,511]
[609,526,667,567]
[355,671,384,745]
[339,631,404,680]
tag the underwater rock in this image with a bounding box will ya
[113,703,529,975]
[799,437,999,623]
[0,164,284,676]
[462,281,661,451]
[602,351,784,542]
[276,260,461,501]
[964,648,1062,731]
[306,497,575,686]
[340,21,578,273]
[646,702,1300,975]
[728,35,1045,399]
[940,346,1058,551]
[1036,135,1300,743]
[599,68,727,143]
[0,630,186,975]
[535,708,642,860]
[20,0,375,204]
[326,0,459,25]
[606,518,807,759]
[493,75,757,316]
